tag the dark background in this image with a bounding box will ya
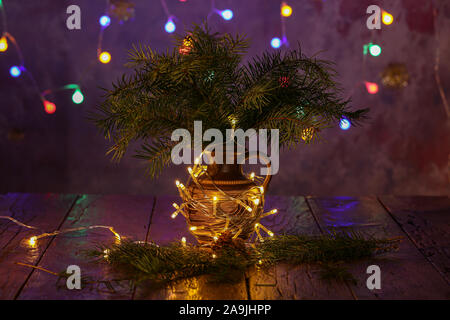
[0,0,449,196]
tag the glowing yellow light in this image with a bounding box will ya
[254,223,259,228]
[190,226,197,231]
[253,198,260,205]
[175,180,180,186]
[99,51,111,64]
[194,157,200,164]
[281,3,292,17]
[103,249,110,259]
[213,236,218,241]
[382,11,393,25]
[259,186,264,194]
[246,206,253,212]
[258,259,262,264]
[28,236,37,247]
[212,254,217,259]
[213,196,218,201]
[181,237,186,246]
[250,172,255,180]
[268,232,274,237]
[0,36,8,52]
[188,167,193,173]
[171,212,178,219]
[272,209,278,214]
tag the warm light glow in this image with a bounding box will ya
[175,180,180,186]
[181,237,186,245]
[250,172,255,180]
[382,11,393,25]
[99,51,111,64]
[213,196,217,201]
[28,236,37,247]
[268,231,274,237]
[281,3,292,17]
[190,226,197,231]
[171,212,178,219]
[259,186,264,194]
[253,198,260,205]
[44,100,56,114]
[213,236,218,241]
[365,81,379,94]
[272,209,278,214]
[0,36,7,52]
[212,254,217,258]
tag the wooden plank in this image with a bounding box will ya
[378,196,450,285]
[17,194,155,300]
[134,195,248,300]
[247,196,354,300]
[0,193,24,249]
[307,196,450,300]
[0,193,78,299]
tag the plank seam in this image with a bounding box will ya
[13,194,81,300]
[132,195,157,300]
[305,196,358,300]
[144,196,157,244]
[376,196,450,286]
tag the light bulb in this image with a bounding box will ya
[221,9,233,20]
[44,100,56,114]
[72,89,84,104]
[339,118,351,130]
[165,19,176,33]
[99,15,111,27]
[271,37,282,49]
[369,44,381,57]
[0,36,7,52]
[382,11,393,25]
[99,51,111,64]
[9,66,22,77]
[364,81,379,94]
[281,4,292,17]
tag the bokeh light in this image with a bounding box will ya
[0,36,7,52]
[382,11,393,25]
[369,44,382,57]
[339,118,351,130]
[221,9,233,20]
[165,19,176,33]
[365,81,379,94]
[99,51,111,64]
[99,15,111,27]
[271,37,282,49]
[44,100,56,114]
[281,4,292,17]
[72,89,84,104]
[9,66,21,77]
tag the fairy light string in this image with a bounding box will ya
[0,0,85,114]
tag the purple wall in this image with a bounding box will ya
[0,0,449,196]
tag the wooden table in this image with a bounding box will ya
[0,193,448,300]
